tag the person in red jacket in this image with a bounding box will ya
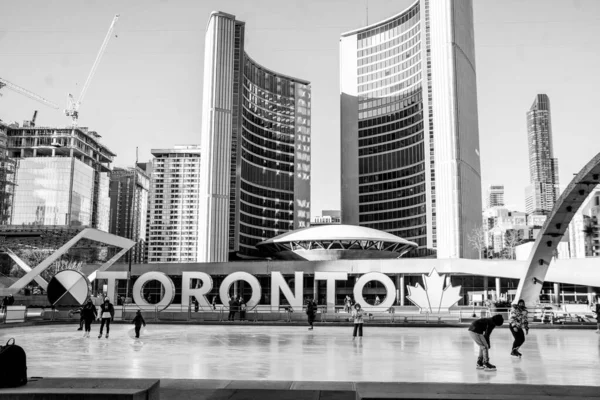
[468,314,504,371]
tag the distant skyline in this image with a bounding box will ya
[1,0,600,216]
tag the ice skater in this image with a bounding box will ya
[509,299,529,357]
[593,301,600,333]
[81,299,97,338]
[228,296,238,321]
[69,306,85,331]
[98,298,115,339]
[132,310,146,339]
[468,314,504,371]
[306,298,317,330]
[239,298,246,321]
[352,303,365,339]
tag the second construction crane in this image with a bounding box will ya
[65,14,119,127]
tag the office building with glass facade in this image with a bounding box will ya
[340,0,482,259]
[109,167,150,264]
[525,94,559,215]
[199,11,311,262]
[147,146,201,263]
[5,125,113,229]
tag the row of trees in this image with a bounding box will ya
[467,226,526,260]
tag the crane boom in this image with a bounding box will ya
[65,14,119,126]
[78,14,120,105]
[0,77,60,110]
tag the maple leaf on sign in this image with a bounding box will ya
[406,269,462,313]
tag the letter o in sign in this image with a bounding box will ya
[132,272,175,311]
[353,272,396,311]
[219,272,262,309]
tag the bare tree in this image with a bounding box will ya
[504,229,523,260]
[9,249,82,281]
[468,226,486,259]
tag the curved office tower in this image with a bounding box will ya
[199,12,311,262]
[340,0,482,258]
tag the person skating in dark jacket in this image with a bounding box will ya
[81,299,98,338]
[306,298,317,330]
[228,297,239,321]
[509,299,529,357]
[98,298,115,339]
[468,314,504,371]
[132,310,146,339]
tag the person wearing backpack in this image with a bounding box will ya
[98,298,115,339]
[81,299,98,338]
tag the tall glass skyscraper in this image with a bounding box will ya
[340,0,482,258]
[199,12,311,262]
[525,94,559,215]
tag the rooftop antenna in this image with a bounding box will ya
[366,0,369,25]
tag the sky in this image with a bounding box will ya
[1,0,599,216]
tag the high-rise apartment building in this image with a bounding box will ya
[340,0,482,258]
[486,185,505,208]
[525,94,559,214]
[147,146,201,263]
[108,166,150,263]
[5,124,113,229]
[198,12,311,262]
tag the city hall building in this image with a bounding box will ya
[340,0,483,259]
[198,11,311,263]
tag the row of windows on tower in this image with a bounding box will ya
[357,23,420,58]
[358,128,424,157]
[358,51,421,85]
[358,43,421,76]
[357,6,419,46]
[358,36,420,68]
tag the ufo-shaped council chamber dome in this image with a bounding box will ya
[256,224,418,261]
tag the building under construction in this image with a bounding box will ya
[0,121,17,225]
[5,123,115,230]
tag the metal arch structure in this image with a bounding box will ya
[0,228,135,296]
[514,152,600,306]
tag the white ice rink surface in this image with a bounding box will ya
[2,324,599,386]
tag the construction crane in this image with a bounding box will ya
[0,77,60,110]
[65,14,120,126]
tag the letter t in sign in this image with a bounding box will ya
[315,272,348,313]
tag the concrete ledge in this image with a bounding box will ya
[355,382,600,399]
[0,377,159,400]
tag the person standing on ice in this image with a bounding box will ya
[509,299,529,357]
[81,299,97,338]
[306,298,317,330]
[352,303,365,339]
[592,301,600,333]
[468,314,504,371]
[98,298,115,339]
[132,310,146,339]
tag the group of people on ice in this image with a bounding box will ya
[72,297,146,339]
[468,299,530,372]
